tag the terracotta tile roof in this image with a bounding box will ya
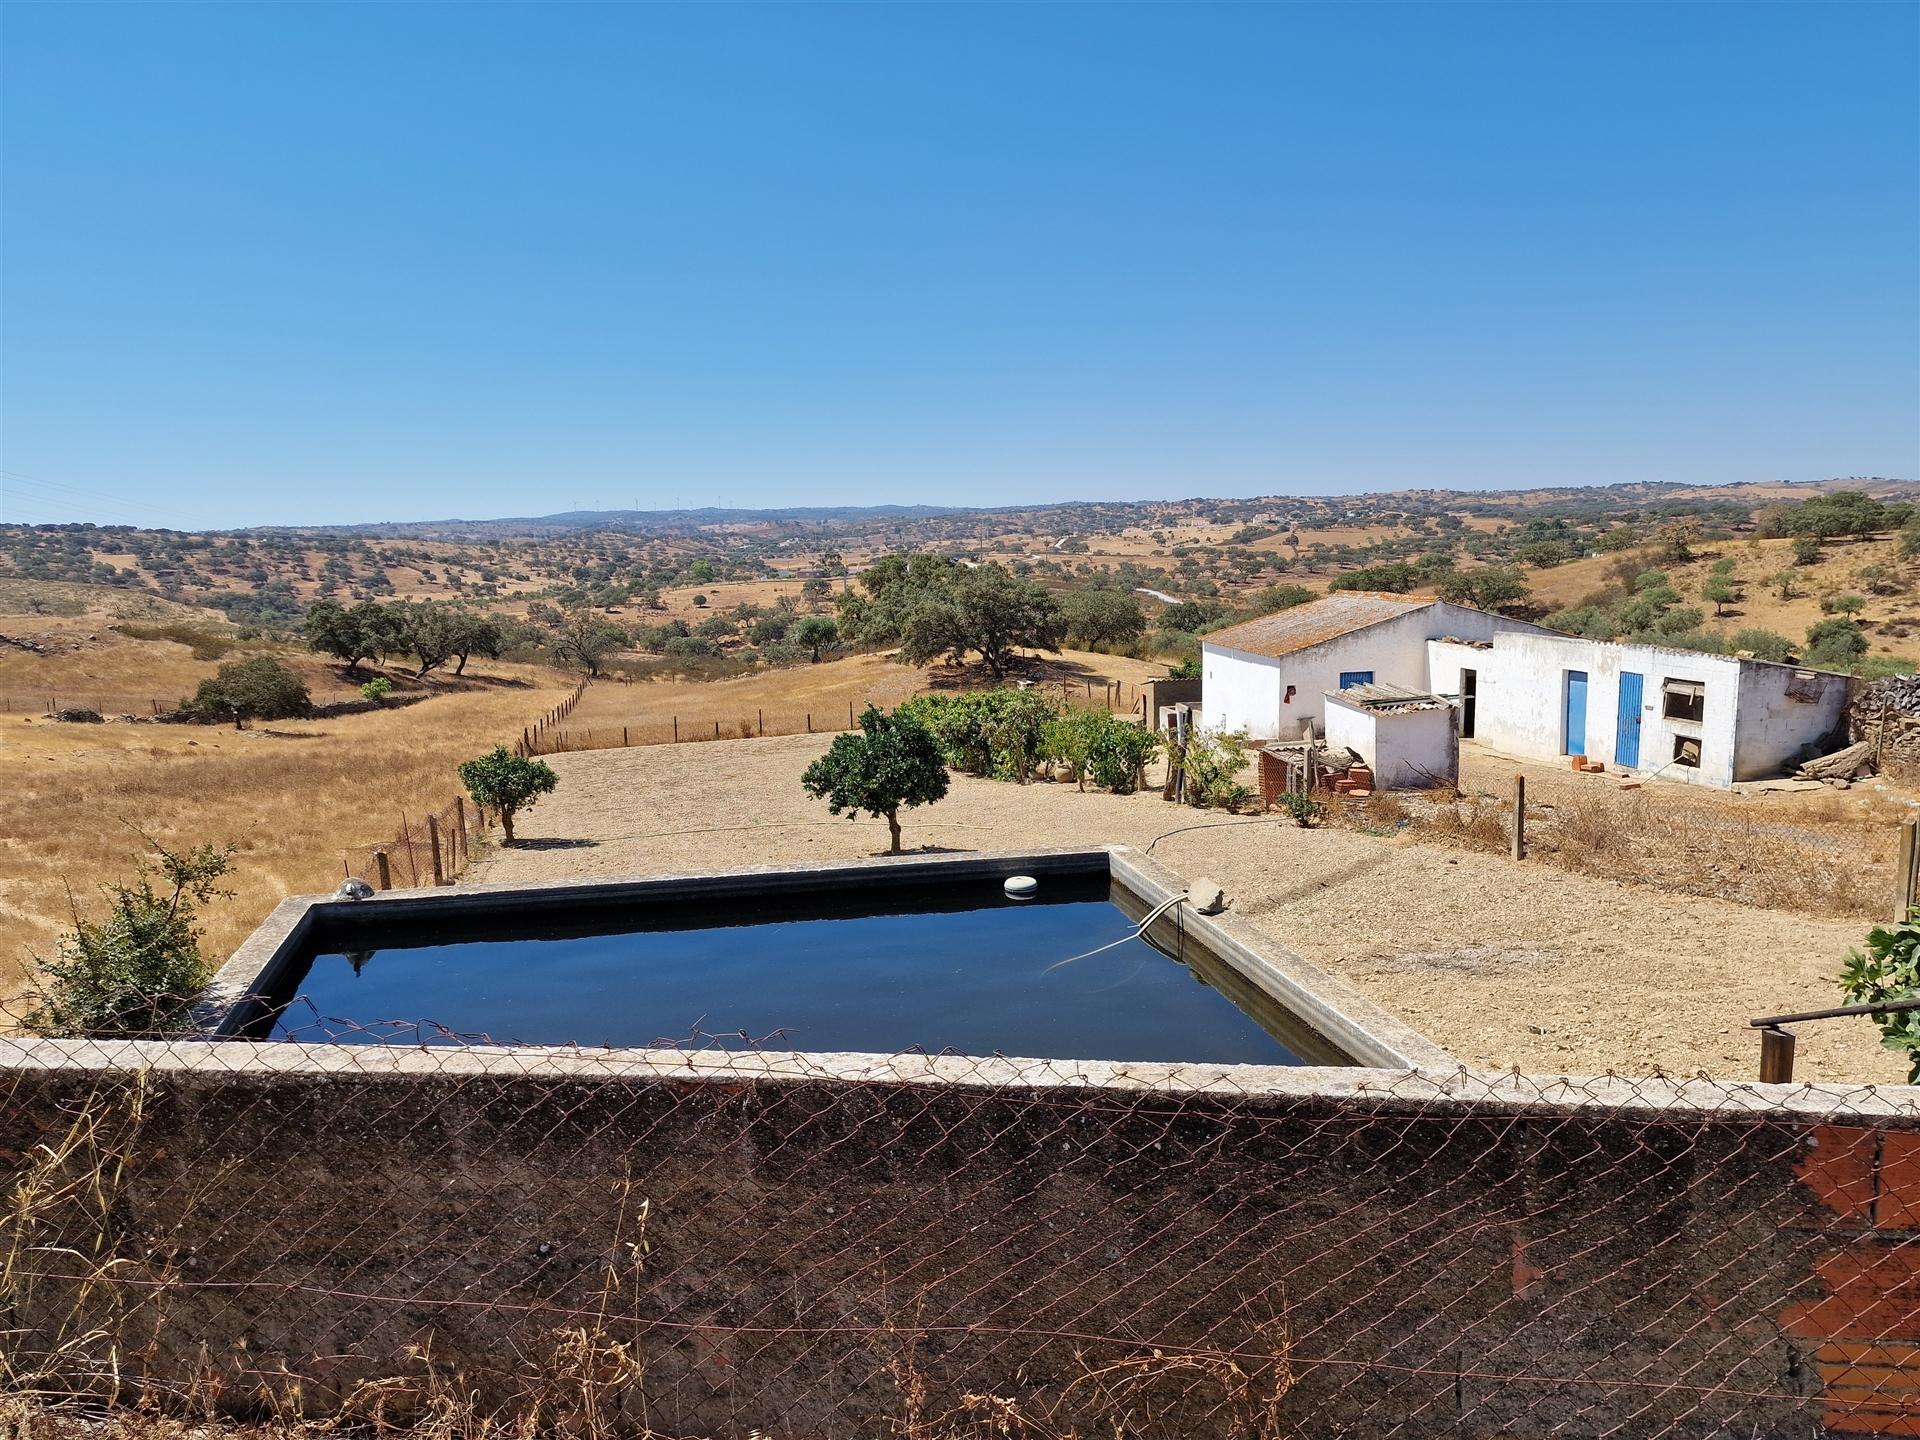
[1200,592,1436,660]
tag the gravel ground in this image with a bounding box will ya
[470,733,1903,1084]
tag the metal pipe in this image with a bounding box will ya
[1748,996,1920,1028]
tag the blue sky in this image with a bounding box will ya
[2,2,1915,529]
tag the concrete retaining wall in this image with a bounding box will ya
[4,1043,1917,1437]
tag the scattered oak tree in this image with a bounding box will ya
[457,747,559,845]
[303,599,404,674]
[188,656,311,725]
[801,704,950,853]
[1062,589,1146,650]
[793,615,838,662]
[547,607,629,677]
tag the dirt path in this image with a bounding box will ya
[471,734,1902,1084]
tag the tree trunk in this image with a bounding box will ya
[886,811,902,854]
[500,808,516,845]
[454,654,469,676]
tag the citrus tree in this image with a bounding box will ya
[801,705,949,853]
[457,747,559,845]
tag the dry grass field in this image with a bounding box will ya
[0,582,579,1007]
[0,675,572,1008]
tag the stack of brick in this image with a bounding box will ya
[1332,763,1374,798]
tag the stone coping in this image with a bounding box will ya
[194,844,1455,1070]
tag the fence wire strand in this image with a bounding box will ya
[1,1015,1917,1438]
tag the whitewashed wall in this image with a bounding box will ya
[1731,664,1850,780]
[1202,602,1509,741]
[1427,632,1846,786]
[1325,695,1459,789]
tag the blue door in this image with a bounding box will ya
[1615,671,1644,768]
[1564,670,1588,756]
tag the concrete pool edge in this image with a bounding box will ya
[194,845,1452,1070]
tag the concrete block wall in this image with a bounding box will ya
[2,1044,1917,1437]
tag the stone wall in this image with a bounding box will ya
[2,1043,1918,1437]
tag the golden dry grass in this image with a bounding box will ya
[0,665,571,1005]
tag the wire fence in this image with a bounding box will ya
[0,689,367,717]
[0,1034,1916,1438]
[340,793,489,892]
[524,680,1141,758]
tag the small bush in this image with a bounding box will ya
[1838,912,1920,1082]
[360,676,394,703]
[189,656,311,722]
[458,747,559,845]
[27,840,235,1037]
[1277,789,1326,827]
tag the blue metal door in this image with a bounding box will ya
[1564,670,1588,756]
[1616,671,1644,768]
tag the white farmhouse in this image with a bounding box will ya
[1200,593,1537,740]
[1201,593,1852,787]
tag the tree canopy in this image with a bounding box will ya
[800,704,950,853]
[457,747,559,844]
[839,556,1065,678]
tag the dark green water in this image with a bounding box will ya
[258,884,1309,1064]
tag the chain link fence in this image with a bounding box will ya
[2,1031,1917,1438]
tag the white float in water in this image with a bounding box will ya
[1003,875,1038,900]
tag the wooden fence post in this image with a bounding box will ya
[1758,1026,1797,1084]
[807,712,812,733]
[455,797,468,868]
[1511,775,1527,861]
[848,700,855,729]
[758,708,763,737]
[673,715,679,742]
[714,720,720,739]
[375,850,392,891]
[427,815,444,886]
[623,725,629,747]
[1897,817,1918,921]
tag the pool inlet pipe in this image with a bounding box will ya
[1042,892,1188,974]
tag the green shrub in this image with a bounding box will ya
[189,656,311,722]
[1277,788,1327,828]
[457,747,559,844]
[360,676,394,703]
[898,688,1056,779]
[1180,729,1253,810]
[1838,912,1920,1082]
[1805,619,1868,671]
[1729,628,1795,663]
[1041,708,1157,792]
[26,841,235,1037]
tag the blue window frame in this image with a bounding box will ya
[1338,671,1374,689]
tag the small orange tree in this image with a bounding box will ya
[802,705,949,854]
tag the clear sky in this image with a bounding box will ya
[2,2,1915,530]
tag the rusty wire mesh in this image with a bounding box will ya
[1,1020,1917,1438]
[341,796,487,893]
